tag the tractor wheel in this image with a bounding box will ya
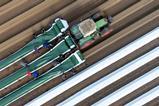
[107,15,113,23]
[92,12,104,21]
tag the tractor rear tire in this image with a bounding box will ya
[92,12,104,21]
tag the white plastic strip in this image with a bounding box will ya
[125,85,159,106]
[58,48,159,106]
[93,67,159,106]
[25,27,159,106]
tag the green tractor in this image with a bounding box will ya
[70,12,113,50]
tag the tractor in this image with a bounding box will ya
[70,12,113,50]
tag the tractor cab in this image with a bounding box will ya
[70,12,112,49]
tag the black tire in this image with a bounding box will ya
[92,12,104,21]
[107,15,113,23]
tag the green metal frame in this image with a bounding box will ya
[0,36,76,90]
[0,19,68,72]
[0,50,85,106]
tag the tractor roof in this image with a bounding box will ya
[79,19,96,37]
